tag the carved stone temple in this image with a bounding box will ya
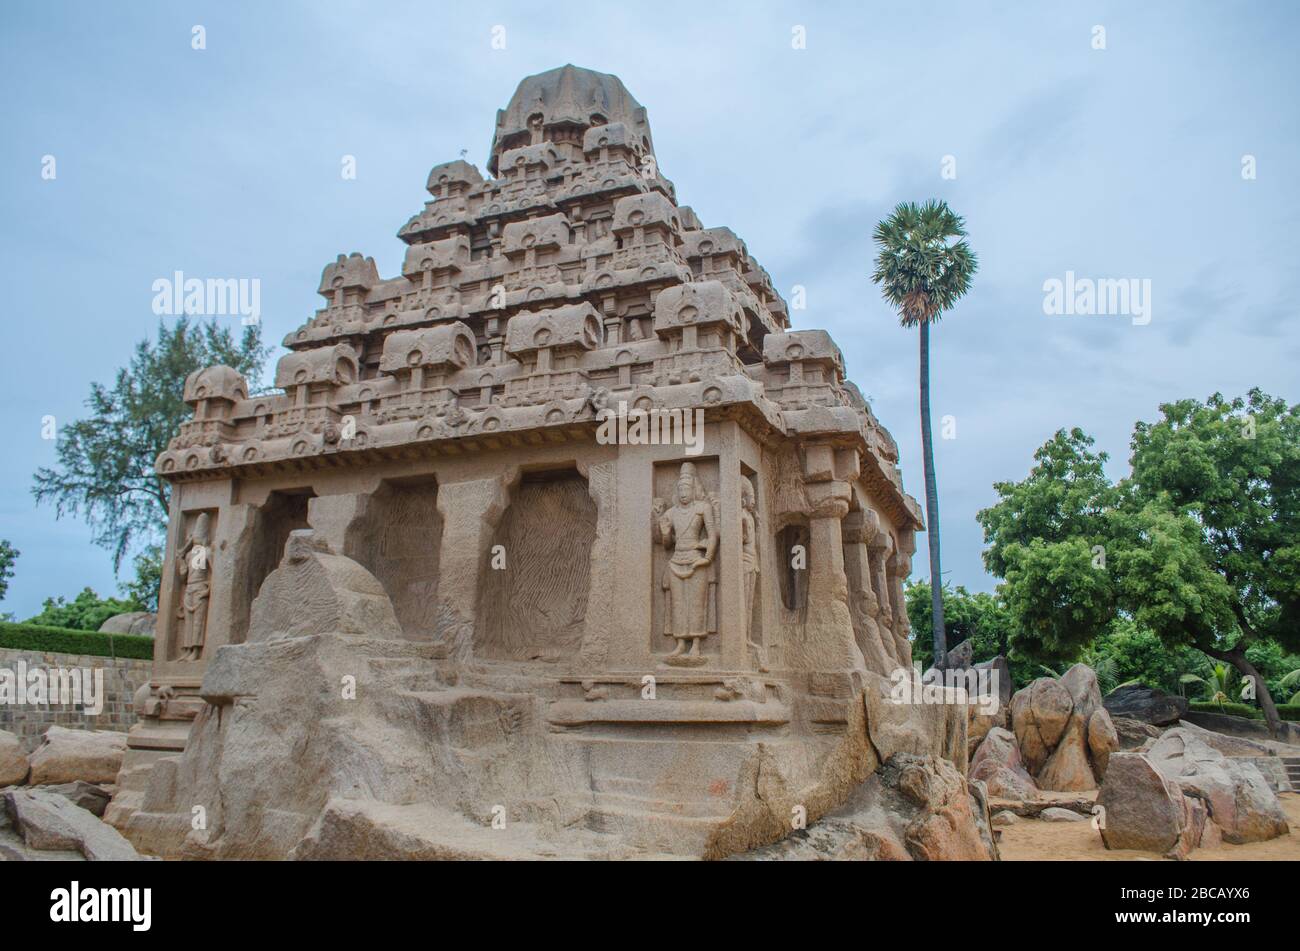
[109,65,967,859]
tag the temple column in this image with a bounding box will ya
[841,511,894,676]
[866,517,898,665]
[799,480,864,674]
[888,532,915,668]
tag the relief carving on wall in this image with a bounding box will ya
[652,462,717,666]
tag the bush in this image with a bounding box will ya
[0,621,154,660]
[1187,701,1261,719]
[1277,705,1300,722]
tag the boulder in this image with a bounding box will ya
[1171,720,1272,758]
[0,730,29,787]
[971,727,1040,800]
[1010,678,1073,774]
[1098,752,1202,858]
[1040,806,1088,822]
[40,781,113,817]
[97,612,157,637]
[1087,708,1120,778]
[1037,716,1098,791]
[944,639,974,670]
[248,530,402,642]
[1104,684,1188,726]
[1112,715,1162,750]
[992,810,1018,826]
[974,655,1013,708]
[27,727,127,786]
[2,788,146,860]
[1145,728,1289,844]
[737,753,999,861]
[1060,663,1103,721]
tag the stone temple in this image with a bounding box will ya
[108,65,971,859]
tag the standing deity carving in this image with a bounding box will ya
[652,463,717,664]
[175,513,213,662]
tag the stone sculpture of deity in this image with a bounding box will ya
[175,512,213,662]
[653,462,717,662]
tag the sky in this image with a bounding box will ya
[1,0,1297,619]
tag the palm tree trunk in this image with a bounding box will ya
[919,321,946,668]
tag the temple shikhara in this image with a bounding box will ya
[109,66,971,859]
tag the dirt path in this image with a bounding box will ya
[997,792,1300,861]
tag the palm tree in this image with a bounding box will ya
[872,200,978,669]
[1181,662,1235,712]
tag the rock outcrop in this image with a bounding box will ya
[98,612,157,637]
[1007,665,1117,791]
[1145,728,1288,844]
[1,788,147,861]
[735,753,998,861]
[969,727,1039,800]
[1104,684,1189,726]
[0,730,29,787]
[27,727,126,786]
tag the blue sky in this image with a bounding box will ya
[1,1,1297,618]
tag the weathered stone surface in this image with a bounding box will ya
[2,788,146,860]
[1104,684,1189,726]
[1087,708,1120,778]
[1112,715,1163,750]
[970,727,1040,800]
[736,753,998,861]
[1171,719,1272,758]
[992,810,1018,826]
[1010,678,1073,774]
[0,730,29,787]
[39,781,113,817]
[1098,752,1201,858]
[1040,806,1088,822]
[1037,716,1097,791]
[247,530,402,643]
[98,612,157,637]
[27,727,126,786]
[1145,728,1288,844]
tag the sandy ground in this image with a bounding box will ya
[996,791,1300,861]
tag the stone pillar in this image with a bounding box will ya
[577,460,617,668]
[433,471,517,661]
[888,532,915,668]
[716,427,748,670]
[799,479,864,675]
[866,517,893,630]
[841,511,894,676]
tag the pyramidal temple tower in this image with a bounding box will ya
[110,66,959,860]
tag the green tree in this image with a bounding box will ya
[121,544,163,612]
[872,200,978,668]
[0,540,17,602]
[25,587,141,632]
[980,390,1300,737]
[32,318,266,568]
[904,581,1028,681]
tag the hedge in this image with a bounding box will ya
[1187,701,1300,722]
[0,621,154,660]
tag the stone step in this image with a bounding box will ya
[583,789,732,820]
[579,803,722,854]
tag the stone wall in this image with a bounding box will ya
[0,647,151,753]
